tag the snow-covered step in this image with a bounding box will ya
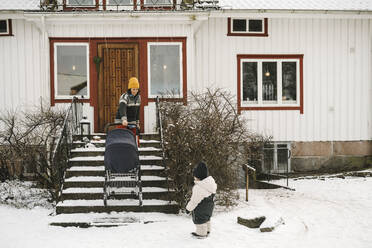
[56,199,179,214]
[65,165,165,177]
[63,175,170,188]
[67,165,164,171]
[69,155,163,166]
[60,186,175,201]
[58,199,176,207]
[65,175,166,182]
[70,146,162,157]
[50,212,166,227]
[63,187,172,194]
[71,147,162,152]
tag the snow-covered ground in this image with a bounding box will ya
[1,176,372,248]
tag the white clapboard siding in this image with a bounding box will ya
[194,17,372,142]
[0,19,47,110]
[0,16,370,142]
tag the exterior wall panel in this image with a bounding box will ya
[0,19,44,111]
[194,17,372,142]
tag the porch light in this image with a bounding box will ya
[163,65,167,70]
[80,116,91,141]
[72,65,76,71]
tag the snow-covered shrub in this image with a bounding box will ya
[0,180,53,209]
[0,102,66,200]
[159,89,270,208]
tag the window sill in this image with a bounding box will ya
[238,106,303,114]
[227,33,268,37]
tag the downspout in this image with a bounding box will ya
[40,15,49,106]
[190,14,208,91]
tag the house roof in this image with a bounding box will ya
[0,0,371,12]
[0,0,39,11]
[219,0,372,11]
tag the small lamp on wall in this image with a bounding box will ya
[80,116,91,141]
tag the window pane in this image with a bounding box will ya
[242,62,258,102]
[282,62,297,101]
[56,45,87,96]
[249,19,263,32]
[145,0,172,4]
[262,62,277,102]
[263,145,274,173]
[68,0,94,5]
[109,0,132,4]
[150,45,181,96]
[232,19,247,32]
[277,145,289,172]
[0,20,7,33]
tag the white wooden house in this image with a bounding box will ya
[0,0,371,173]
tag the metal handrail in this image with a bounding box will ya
[53,97,83,201]
[242,163,256,202]
[155,96,170,201]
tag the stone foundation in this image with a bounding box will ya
[291,141,372,173]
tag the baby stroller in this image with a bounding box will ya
[103,123,142,207]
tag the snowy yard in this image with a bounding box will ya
[1,175,372,248]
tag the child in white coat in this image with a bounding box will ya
[186,162,217,238]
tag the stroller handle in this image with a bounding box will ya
[104,123,123,134]
[104,123,139,134]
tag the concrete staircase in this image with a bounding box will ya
[55,133,179,216]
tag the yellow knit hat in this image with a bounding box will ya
[128,77,139,89]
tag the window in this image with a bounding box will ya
[67,0,95,5]
[109,0,132,5]
[227,18,268,37]
[0,19,12,36]
[262,143,291,173]
[145,0,172,6]
[64,0,98,10]
[148,42,183,98]
[237,55,303,113]
[54,43,89,99]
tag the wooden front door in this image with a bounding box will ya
[97,43,139,132]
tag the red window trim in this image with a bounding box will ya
[237,54,304,114]
[0,19,13,37]
[63,0,99,11]
[50,38,91,106]
[227,18,268,37]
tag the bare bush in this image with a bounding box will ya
[160,89,270,208]
[0,102,66,200]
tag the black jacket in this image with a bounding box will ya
[192,194,215,224]
[115,90,141,124]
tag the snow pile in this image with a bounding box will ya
[0,180,54,209]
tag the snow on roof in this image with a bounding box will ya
[219,0,372,11]
[0,0,39,11]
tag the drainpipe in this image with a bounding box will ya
[41,15,49,105]
[190,15,208,91]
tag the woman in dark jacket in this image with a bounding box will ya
[115,77,141,130]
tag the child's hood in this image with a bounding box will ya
[195,176,217,194]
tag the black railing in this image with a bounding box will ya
[39,0,220,11]
[53,97,83,201]
[155,96,171,201]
